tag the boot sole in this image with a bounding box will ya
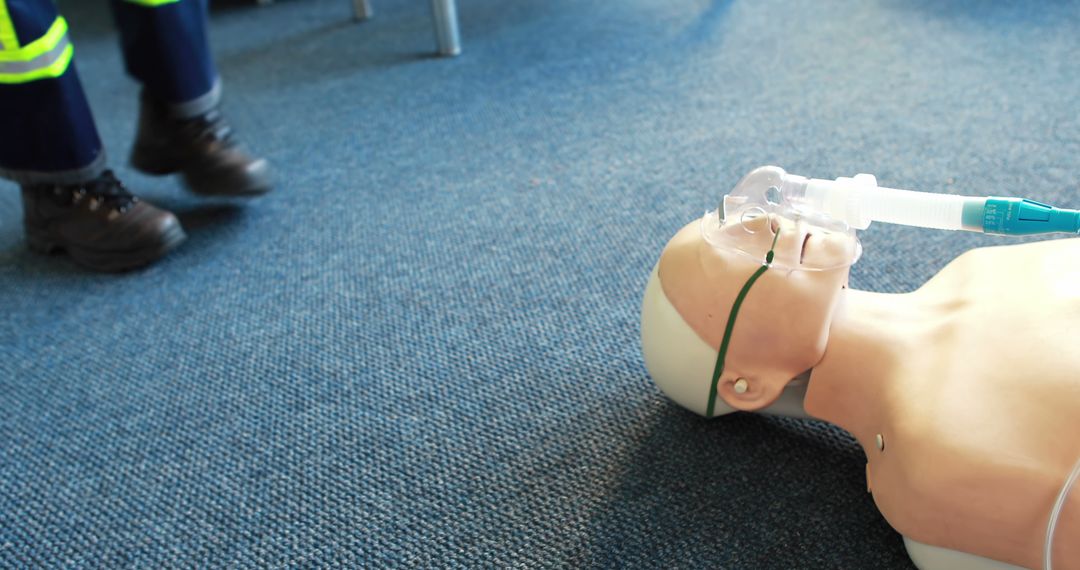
[183,168,273,197]
[131,146,272,197]
[27,226,188,273]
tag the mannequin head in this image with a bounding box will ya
[649,211,857,413]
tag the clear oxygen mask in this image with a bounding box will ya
[703,165,862,272]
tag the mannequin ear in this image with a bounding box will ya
[718,373,787,412]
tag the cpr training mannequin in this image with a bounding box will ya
[639,167,1080,570]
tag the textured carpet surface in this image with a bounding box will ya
[2,0,1079,567]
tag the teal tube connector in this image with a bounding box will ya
[982,198,1080,236]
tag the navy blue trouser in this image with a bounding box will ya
[0,0,218,185]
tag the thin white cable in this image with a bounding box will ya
[1045,455,1080,570]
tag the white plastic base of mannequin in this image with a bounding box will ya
[640,267,1023,570]
[904,538,1024,570]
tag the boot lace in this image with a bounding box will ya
[184,109,235,145]
[65,170,138,214]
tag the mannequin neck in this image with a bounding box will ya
[765,288,947,426]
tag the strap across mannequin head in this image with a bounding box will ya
[705,219,781,418]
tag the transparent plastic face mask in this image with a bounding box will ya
[702,166,862,272]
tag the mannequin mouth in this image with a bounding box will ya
[800,233,812,265]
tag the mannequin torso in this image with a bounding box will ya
[806,238,1080,569]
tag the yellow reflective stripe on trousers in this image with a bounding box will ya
[0,0,19,51]
[121,0,182,6]
[0,16,67,62]
[0,17,73,83]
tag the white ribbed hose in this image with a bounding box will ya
[861,187,969,231]
[804,176,973,231]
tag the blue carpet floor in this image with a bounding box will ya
[2,0,1079,567]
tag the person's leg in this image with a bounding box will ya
[111,0,271,196]
[1,0,185,271]
[111,0,218,115]
[0,2,103,184]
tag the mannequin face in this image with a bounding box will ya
[656,213,856,411]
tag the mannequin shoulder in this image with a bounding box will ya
[920,238,1080,296]
[940,237,1080,271]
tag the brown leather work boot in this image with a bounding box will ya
[21,170,186,272]
[130,92,272,197]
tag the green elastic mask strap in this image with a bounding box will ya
[705,225,780,418]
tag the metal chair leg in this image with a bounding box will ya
[352,0,373,21]
[430,0,461,56]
